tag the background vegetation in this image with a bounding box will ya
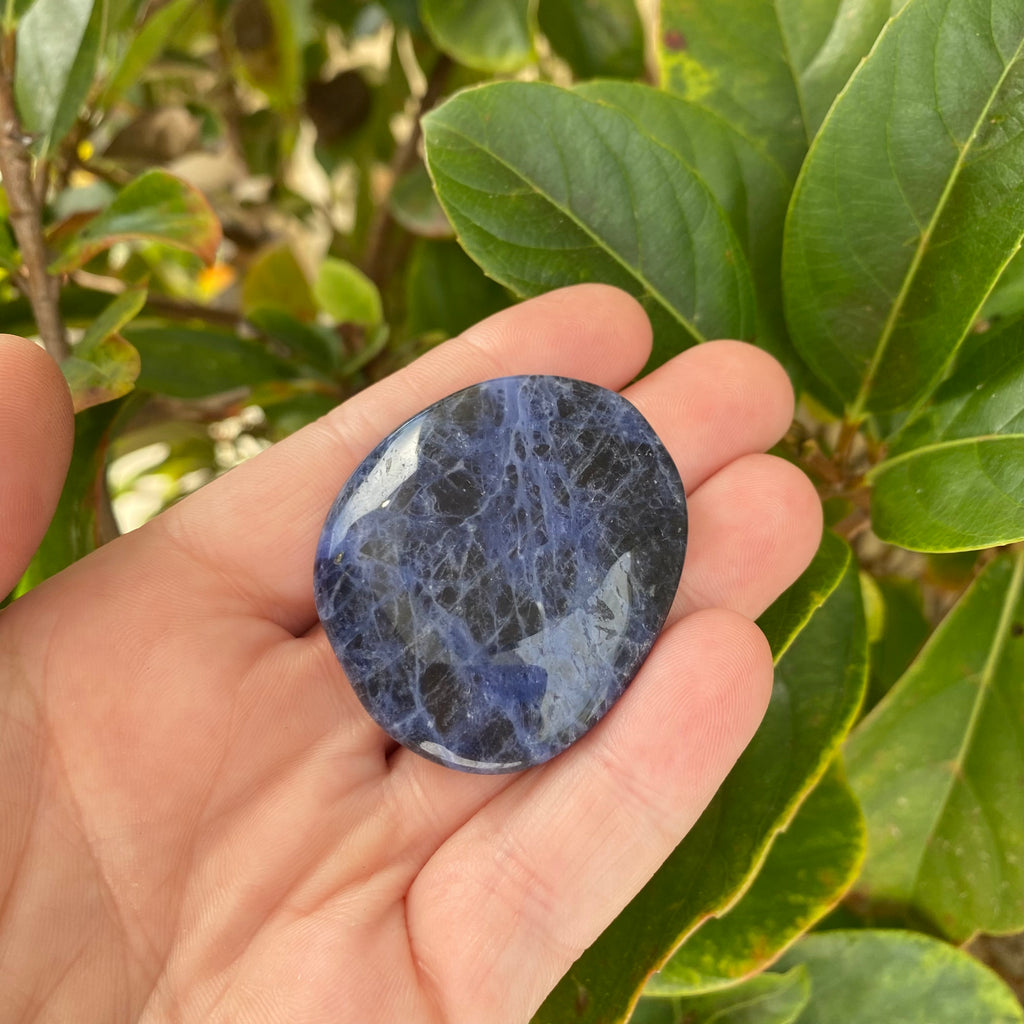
[2,0,1024,1021]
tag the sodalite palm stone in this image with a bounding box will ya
[314,375,687,773]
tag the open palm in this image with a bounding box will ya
[0,286,821,1024]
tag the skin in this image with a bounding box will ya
[0,285,822,1024]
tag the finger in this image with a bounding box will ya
[623,339,795,494]
[0,335,74,598]
[668,453,823,622]
[156,285,654,632]
[407,609,774,1024]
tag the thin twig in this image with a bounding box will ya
[0,30,69,360]
[363,53,452,286]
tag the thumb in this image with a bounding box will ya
[0,335,74,598]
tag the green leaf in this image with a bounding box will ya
[870,441,1024,552]
[313,257,382,328]
[981,248,1024,325]
[537,0,645,80]
[866,576,930,710]
[388,163,454,239]
[783,0,1024,417]
[774,930,1024,1023]
[99,0,198,110]
[0,218,19,272]
[405,239,512,340]
[15,0,107,156]
[52,170,222,272]
[757,530,850,662]
[658,0,897,176]
[647,764,865,995]
[124,325,294,398]
[632,968,810,1024]
[420,0,533,72]
[13,399,124,595]
[573,81,799,380]
[868,319,1024,551]
[246,307,343,376]
[535,537,867,1023]
[424,81,756,369]
[61,287,145,411]
[242,243,317,322]
[846,552,1024,941]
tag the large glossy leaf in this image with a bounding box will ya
[783,0,1024,417]
[658,0,897,176]
[52,170,221,272]
[421,0,533,72]
[774,930,1024,1023]
[424,82,756,368]
[573,82,798,378]
[13,399,125,595]
[537,0,645,80]
[535,536,867,1023]
[647,764,865,994]
[631,968,809,1024]
[869,320,1024,550]
[124,325,294,399]
[846,552,1024,941]
[61,287,145,412]
[15,0,106,155]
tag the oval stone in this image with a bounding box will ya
[313,375,687,773]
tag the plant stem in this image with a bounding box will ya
[0,30,69,361]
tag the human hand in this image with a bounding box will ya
[0,285,821,1023]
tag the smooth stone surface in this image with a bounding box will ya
[314,375,687,773]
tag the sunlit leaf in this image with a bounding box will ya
[313,257,382,328]
[846,552,1024,941]
[632,968,809,1024]
[658,0,898,176]
[51,170,221,272]
[647,765,864,994]
[61,287,145,411]
[783,0,1024,416]
[774,930,1024,1023]
[242,243,317,322]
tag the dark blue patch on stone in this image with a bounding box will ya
[313,375,687,773]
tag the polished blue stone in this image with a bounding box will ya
[313,375,687,773]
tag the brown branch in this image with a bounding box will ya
[363,53,452,286]
[0,30,69,361]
